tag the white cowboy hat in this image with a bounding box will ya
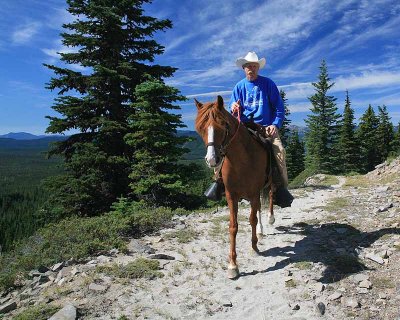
[236,51,266,69]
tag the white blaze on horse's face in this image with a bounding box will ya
[205,125,218,167]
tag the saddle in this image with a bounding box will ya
[204,121,293,207]
[243,122,282,187]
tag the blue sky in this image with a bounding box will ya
[1,0,400,134]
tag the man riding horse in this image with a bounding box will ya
[208,51,293,208]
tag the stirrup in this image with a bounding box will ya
[204,180,224,201]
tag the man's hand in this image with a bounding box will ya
[231,99,241,114]
[265,125,278,138]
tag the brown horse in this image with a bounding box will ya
[195,95,275,279]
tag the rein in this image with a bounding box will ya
[212,109,241,180]
[220,109,241,156]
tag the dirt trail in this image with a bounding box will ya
[4,163,400,320]
[96,177,349,320]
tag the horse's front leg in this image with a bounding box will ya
[226,192,239,279]
[250,196,261,253]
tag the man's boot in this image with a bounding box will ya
[272,167,294,208]
[274,186,294,208]
[204,179,225,201]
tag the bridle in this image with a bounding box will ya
[206,110,241,170]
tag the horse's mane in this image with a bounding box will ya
[195,102,230,136]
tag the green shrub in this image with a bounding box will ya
[0,212,129,291]
[12,304,60,320]
[111,199,178,235]
[0,201,183,291]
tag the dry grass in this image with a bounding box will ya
[320,175,340,186]
[344,175,370,188]
[96,258,163,279]
[285,278,297,288]
[324,197,350,213]
[372,276,396,289]
[164,228,199,243]
[376,173,399,185]
[294,261,313,270]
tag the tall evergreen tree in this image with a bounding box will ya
[390,122,400,155]
[125,78,191,207]
[305,60,341,173]
[356,105,379,172]
[43,0,188,216]
[337,91,359,173]
[279,89,292,147]
[286,129,305,181]
[376,105,394,163]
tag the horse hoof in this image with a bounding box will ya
[227,266,240,279]
[268,215,275,225]
[251,247,260,256]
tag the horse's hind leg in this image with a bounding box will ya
[268,186,275,225]
[250,197,261,253]
[257,187,268,237]
[226,192,239,279]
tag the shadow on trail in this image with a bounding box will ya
[241,222,400,283]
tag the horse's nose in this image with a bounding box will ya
[205,145,218,167]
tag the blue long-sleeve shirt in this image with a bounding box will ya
[229,75,284,128]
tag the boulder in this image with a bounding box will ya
[48,304,77,320]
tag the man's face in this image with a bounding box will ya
[243,63,259,81]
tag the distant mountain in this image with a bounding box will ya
[0,132,64,140]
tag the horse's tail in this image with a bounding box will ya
[260,185,268,207]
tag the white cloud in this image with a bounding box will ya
[186,91,231,99]
[334,71,400,92]
[274,0,400,78]
[164,34,195,53]
[285,101,311,113]
[12,22,41,45]
[45,6,74,30]
[42,41,89,72]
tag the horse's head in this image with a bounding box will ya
[194,95,232,168]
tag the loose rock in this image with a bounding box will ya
[366,253,385,265]
[359,280,372,289]
[0,301,17,314]
[88,283,108,292]
[48,304,77,320]
[342,297,361,309]
[328,291,342,301]
[316,302,326,315]
[148,253,176,260]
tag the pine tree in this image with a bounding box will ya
[390,122,400,155]
[43,0,187,216]
[376,105,394,163]
[279,89,292,147]
[286,129,305,181]
[356,105,379,172]
[305,60,341,173]
[337,91,359,173]
[125,77,192,207]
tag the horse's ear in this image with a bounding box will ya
[216,95,224,109]
[194,98,203,110]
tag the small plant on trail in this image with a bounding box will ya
[164,228,198,243]
[294,261,313,270]
[96,258,163,279]
[12,304,60,320]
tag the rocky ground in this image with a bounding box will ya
[1,158,400,320]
